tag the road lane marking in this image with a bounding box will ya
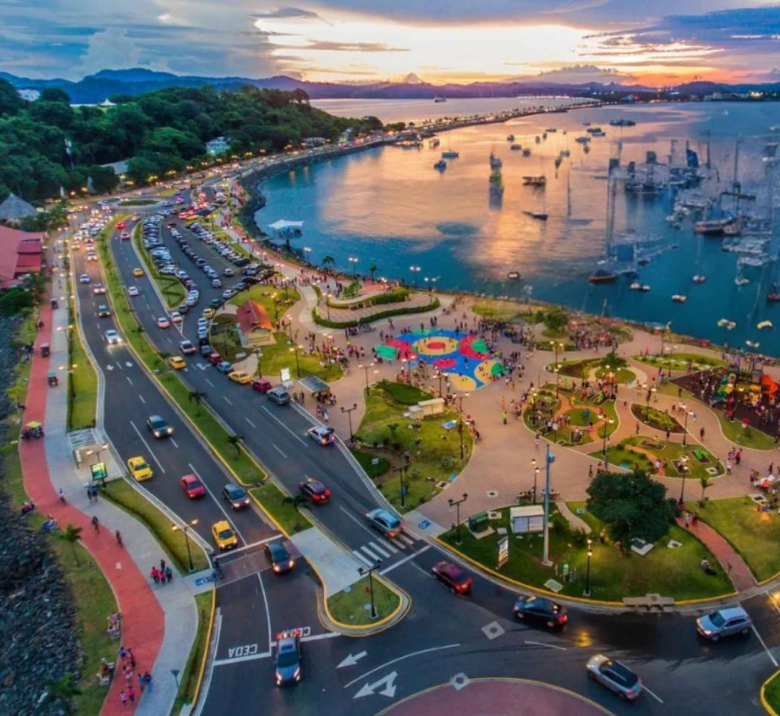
[245,417,256,428]
[272,444,287,458]
[213,650,272,667]
[751,623,779,667]
[368,541,391,558]
[379,546,431,576]
[642,685,664,704]
[138,395,146,404]
[205,378,214,387]
[397,534,415,547]
[344,644,461,689]
[130,420,165,473]
[261,406,308,446]
[223,396,233,405]
[257,572,272,652]
[125,376,133,386]
[115,362,123,370]
[352,550,374,567]
[524,640,567,651]
[170,438,179,448]
[187,463,248,544]
[376,536,398,554]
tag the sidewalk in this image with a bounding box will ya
[675,517,755,592]
[21,292,197,715]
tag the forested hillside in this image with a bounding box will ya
[0,81,380,203]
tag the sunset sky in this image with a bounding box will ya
[2,1,779,85]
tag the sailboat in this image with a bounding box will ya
[489,168,504,196]
[489,151,502,169]
[441,136,459,159]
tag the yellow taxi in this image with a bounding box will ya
[132,268,145,277]
[202,308,215,319]
[127,456,153,482]
[228,371,252,385]
[212,520,238,551]
[169,356,187,370]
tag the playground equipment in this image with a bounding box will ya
[761,374,779,397]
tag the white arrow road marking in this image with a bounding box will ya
[354,671,397,699]
[126,361,134,368]
[106,364,114,371]
[344,644,460,690]
[337,652,367,669]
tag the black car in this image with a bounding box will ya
[177,303,190,314]
[209,298,222,309]
[222,483,250,510]
[298,478,331,505]
[265,541,294,574]
[146,414,173,439]
[513,596,568,628]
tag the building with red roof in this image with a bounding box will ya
[0,225,44,289]
[236,300,275,347]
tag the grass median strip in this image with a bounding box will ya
[764,671,780,714]
[97,219,267,487]
[103,480,209,572]
[327,576,400,626]
[173,591,213,715]
[132,224,185,309]
[68,305,98,430]
[249,482,313,535]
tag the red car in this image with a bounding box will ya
[116,221,126,229]
[208,352,222,366]
[180,474,206,499]
[432,561,472,594]
[251,378,272,393]
[298,477,330,505]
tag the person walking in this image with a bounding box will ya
[726,458,732,475]
[143,671,153,693]
[165,565,173,583]
[700,427,705,440]
[91,515,100,533]
[151,566,160,585]
[115,530,123,547]
[119,691,128,707]
[86,486,93,504]
[127,685,135,704]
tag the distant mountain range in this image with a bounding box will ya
[2,68,779,105]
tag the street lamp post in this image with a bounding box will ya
[682,406,690,446]
[679,455,689,504]
[303,246,312,265]
[172,518,199,573]
[531,458,539,504]
[410,265,421,287]
[341,403,358,441]
[584,538,593,597]
[456,392,469,460]
[542,444,556,565]
[448,493,469,545]
[601,419,614,457]
[358,362,375,395]
[348,257,359,277]
[393,458,409,508]
[358,561,382,620]
[289,345,301,377]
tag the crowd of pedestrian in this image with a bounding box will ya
[150,559,174,586]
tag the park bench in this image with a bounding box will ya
[468,512,489,533]
[623,594,675,612]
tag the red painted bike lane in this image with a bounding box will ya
[19,300,164,716]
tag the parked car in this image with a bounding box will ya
[267,387,290,405]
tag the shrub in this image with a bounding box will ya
[312,298,440,328]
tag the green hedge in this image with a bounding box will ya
[312,298,440,328]
[328,287,409,309]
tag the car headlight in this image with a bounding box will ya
[273,565,280,572]
[275,673,282,685]
[167,427,173,434]
[294,667,301,681]
[288,560,294,568]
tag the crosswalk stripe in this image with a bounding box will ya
[368,541,391,558]
[361,544,382,561]
[376,536,399,554]
[352,550,373,567]
[398,534,416,547]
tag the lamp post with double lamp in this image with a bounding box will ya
[448,493,469,545]
[85,442,110,464]
[410,265,421,287]
[584,538,593,597]
[644,385,656,419]
[358,561,382,620]
[172,518,199,573]
[681,405,692,446]
[456,391,469,460]
[348,256,359,277]
[393,458,409,508]
[542,444,556,565]
[601,419,614,457]
[341,403,358,441]
[531,458,540,503]
[358,362,376,396]
[289,345,302,378]
[679,455,690,504]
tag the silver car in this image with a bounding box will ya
[586,654,643,701]
[696,606,752,641]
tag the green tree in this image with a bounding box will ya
[227,433,244,457]
[188,390,207,415]
[41,673,81,715]
[126,156,157,185]
[40,87,71,104]
[699,476,713,504]
[321,255,335,269]
[0,78,24,116]
[586,470,675,550]
[61,524,83,566]
[369,264,378,281]
[89,165,120,194]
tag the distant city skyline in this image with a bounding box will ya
[2,1,779,86]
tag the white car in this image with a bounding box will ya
[79,274,90,284]
[86,252,98,261]
[127,286,139,297]
[105,329,121,345]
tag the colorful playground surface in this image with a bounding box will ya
[376,329,506,391]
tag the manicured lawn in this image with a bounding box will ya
[471,299,534,323]
[631,405,683,433]
[250,483,313,536]
[327,576,400,626]
[228,282,299,318]
[763,671,780,714]
[352,450,391,478]
[173,591,213,713]
[103,480,210,572]
[119,198,157,206]
[210,316,341,382]
[633,352,726,371]
[377,379,432,405]
[594,366,636,383]
[68,321,97,430]
[598,437,723,479]
[440,503,734,602]
[556,356,635,383]
[697,497,780,582]
[355,384,473,512]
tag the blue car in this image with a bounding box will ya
[275,630,302,686]
[216,361,234,373]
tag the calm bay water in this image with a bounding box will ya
[259,101,780,353]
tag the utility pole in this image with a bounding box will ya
[542,444,555,566]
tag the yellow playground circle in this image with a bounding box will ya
[413,336,460,356]
[475,359,502,383]
[448,373,478,392]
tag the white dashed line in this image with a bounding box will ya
[272,444,287,458]
[245,418,256,428]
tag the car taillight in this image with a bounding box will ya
[558,615,567,623]
[388,531,397,538]
[312,494,321,501]
[324,490,331,498]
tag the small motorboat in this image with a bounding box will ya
[768,292,780,302]
[589,269,617,283]
[630,282,642,291]
[510,144,522,151]
[718,318,737,330]
[735,276,751,287]
[672,295,687,303]
[433,160,447,171]
[522,148,532,157]
[522,210,548,221]
[507,271,521,281]
[692,275,706,284]
[746,340,761,349]
[507,135,515,141]
[758,321,773,330]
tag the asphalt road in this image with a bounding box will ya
[73,192,780,716]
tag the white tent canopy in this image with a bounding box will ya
[269,219,304,235]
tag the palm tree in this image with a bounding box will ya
[699,476,713,504]
[369,265,378,281]
[188,390,207,415]
[42,674,81,715]
[283,494,309,510]
[61,524,83,566]
[227,433,244,457]
[322,255,335,270]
